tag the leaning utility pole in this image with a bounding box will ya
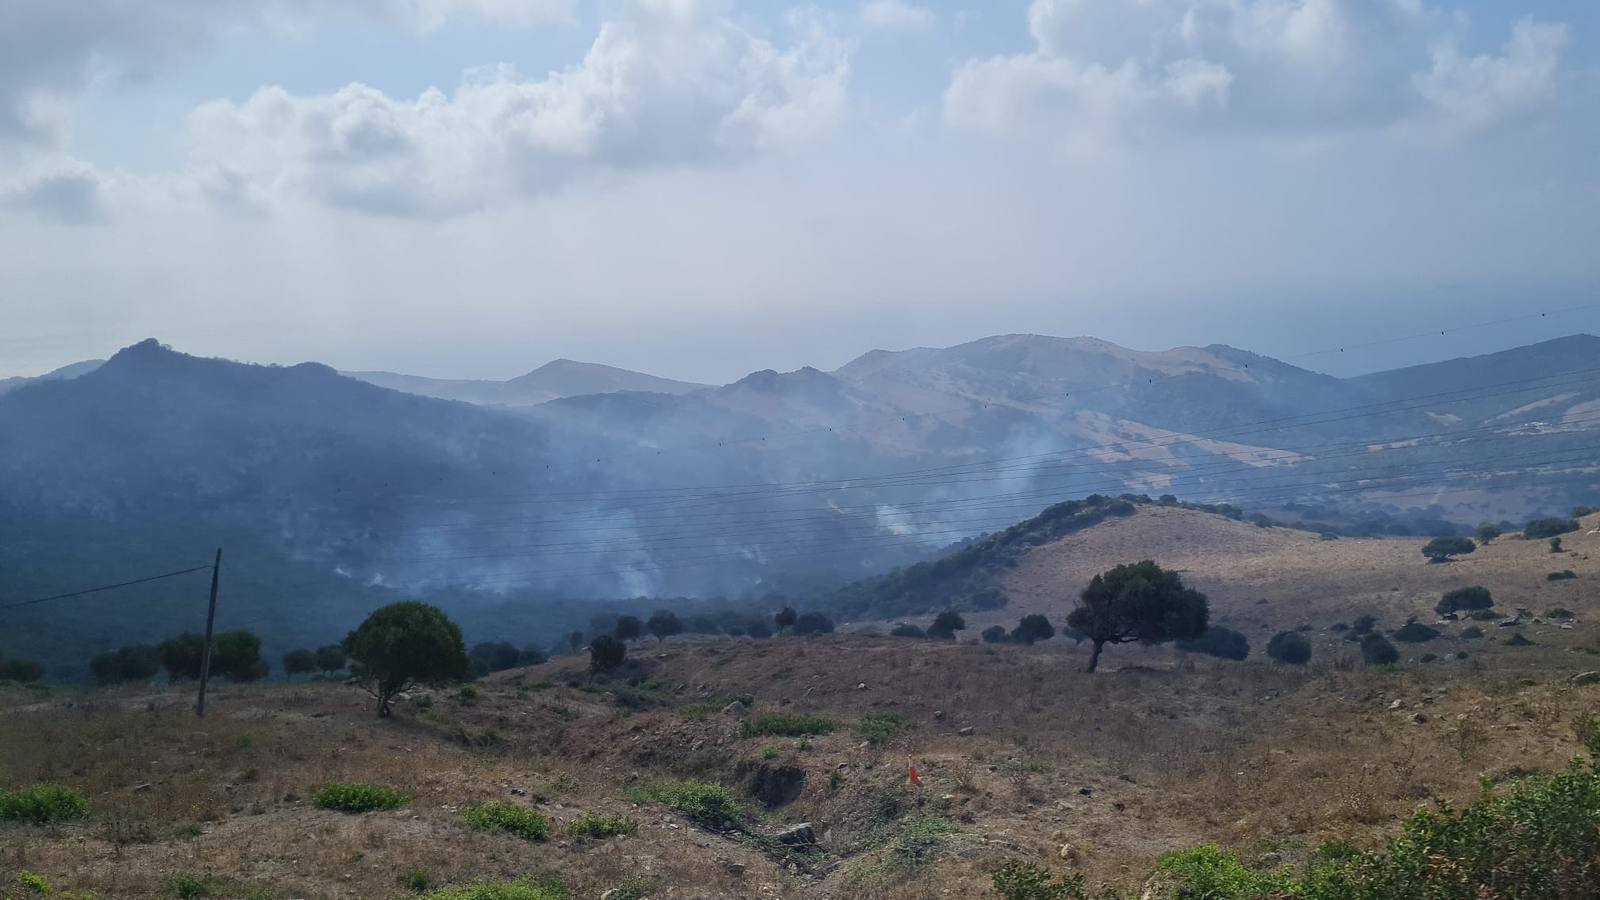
[195,548,222,719]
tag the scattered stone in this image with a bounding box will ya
[773,822,816,846]
[721,701,749,717]
[1388,699,1404,710]
[1078,787,1093,796]
[856,682,868,691]
[1570,672,1600,686]
[1059,843,1081,864]
[957,726,975,736]
[1412,713,1428,724]
[1498,617,1521,628]
[933,710,945,720]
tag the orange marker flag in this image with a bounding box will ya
[907,758,921,787]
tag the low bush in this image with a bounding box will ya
[1525,517,1580,539]
[420,878,567,900]
[1546,607,1575,619]
[630,782,743,829]
[1266,631,1312,665]
[741,714,835,738]
[0,658,45,683]
[981,625,1008,643]
[0,784,88,824]
[462,802,549,841]
[1460,625,1484,639]
[856,713,909,745]
[566,812,638,839]
[1422,537,1475,562]
[166,873,220,899]
[1393,621,1441,643]
[1361,633,1399,666]
[1011,614,1055,645]
[1176,626,1250,661]
[311,782,407,813]
[1548,570,1578,581]
[1436,586,1493,614]
[1506,632,1535,647]
[927,610,966,640]
[1467,609,1499,621]
[992,860,1087,900]
[889,623,925,638]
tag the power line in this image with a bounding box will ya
[0,565,213,612]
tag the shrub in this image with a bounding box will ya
[632,782,743,829]
[566,812,638,839]
[741,714,834,738]
[91,643,161,685]
[282,649,318,680]
[588,635,626,674]
[856,713,909,745]
[1068,561,1208,672]
[1525,517,1580,539]
[1548,570,1578,581]
[315,644,347,673]
[1349,614,1377,635]
[1547,607,1575,619]
[1506,632,1535,647]
[1476,522,1502,543]
[0,658,45,683]
[1266,631,1312,665]
[0,784,89,824]
[1361,633,1399,666]
[401,870,433,893]
[1460,626,1484,639]
[343,602,471,717]
[1467,609,1498,621]
[420,879,567,900]
[926,611,966,640]
[1551,538,1564,554]
[1158,845,1297,897]
[981,625,1008,643]
[462,802,549,841]
[1436,586,1494,614]
[1422,537,1475,562]
[1011,614,1055,645]
[646,610,683,643]
[774,607,797,632]
[468,642,524,675]
[312,782,407,813]
[889,623,925,638]
[1394,621,1441,643]
[992,861,1087,900]
[166,873,219,899]
[792,612,835,635]
[1176,626,1250,661]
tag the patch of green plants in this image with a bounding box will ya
[855,713,910,744]
[740,714,835,738]
[310,782,407,813]
[419,878,567,900]
[992,861,1090,900]
[462,802,550,841]
[1548,570,1578,582]
[627,782,744,829]
[0,783,88,824]
[1393,621,1441,643]
[400,870,433,893]
[166,873,220,899]
[566,812,638,839]
[1546,606,1575,619]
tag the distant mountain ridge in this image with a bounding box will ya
[346,358,708,407]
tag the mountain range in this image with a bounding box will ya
[3,332,1597,676]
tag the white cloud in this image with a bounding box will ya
[862,0,935,32]
[0,160,107,225]
[946,0,1571,146]
[0,0,575,147]
[183,5,851,217]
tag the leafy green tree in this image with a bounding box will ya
[568,631,584,653]
[647,610,683,643]
[343,601,471,717]
[1475,522,1502,544]
[1011,615,1055,645]
[159,633,206,680]
[212,631,268,682]
[981,625,1009,643]
[1436,586,1493,615]
[1266,631,1311,665]
[1525,517,1580,539]
[469,641,521,675]
[1422,537,1476,562]
[927,611,967,640]
[1361,633,1400,666]
[1176,626,1249,661]
[774,607,798,633]
[588,635,626,674]
[1067,560,1209,672]
[0,658,45,682]
[282,649,318,680]
[614,615,643,643]
[315,644,347,674]
[890,623,925,638]
[91,644,161,685]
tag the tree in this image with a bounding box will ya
[1551,538,1564,554]
[91,644,161,685]
[927,611,967,640]
[614,615,643,643]
[1525,518,1579,540]
[1067,560,1209,673]
[792,612,834,635]
[282,649,318,680]
[1422,537,1476,563]
[1010,615,1055,645]
[774,607,798,633]
[890,623,925,638]
[588,634,626,674]
[1266,631,1312,665]
[981,625,1008,643]
[1360,633,1399,666]
[1176,626,1249,661]
[212,631,268,682]
[0,658,45,682]
[1476,522,1502,544]
[469,641,522,675]
[568,631,584,653]
[159,633,206,680]
[647,610,683,643]
[343,601,471,717]
[1436,586,1493,615]
[315,644,347,674]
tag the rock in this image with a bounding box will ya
[773,822,816,846]
[1570,672,1600,686]
[856,682,868,691]
[1412,713,1428,724]
[957,726,975,736]
[1498,616,1521,628]
[1078,787,1093,796]
[721,701,749,717]
[600,890,619,900]
[933,710,945,720]
[1059,843,1081,863]
[1388,699,1404,710]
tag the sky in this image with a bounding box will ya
[2,0,1598,383]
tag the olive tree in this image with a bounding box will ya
[343,601,471,717]
[1067,560,1209,673]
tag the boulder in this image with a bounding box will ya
[773,822,816,846]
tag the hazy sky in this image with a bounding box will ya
[2,0,1598,383]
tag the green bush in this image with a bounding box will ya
[1421,537,1475,562]
[566,812,638,839]
[1361,633,1399,666]
[630,782,743,829]
[1436,586,1493,614]
[420,879,567,900]
[1548,570,1578,582]
[343,602,472,716]
[311,782,407,813]
[0,658,46,683]
[856,713,909,745]
[1467,608,1499,621]
[741,714,835,738]
[992,860,1088,900]
[166,873,220,899]
[1158,845,1297,896]
[1506,632,1535,647]
[1525,517,1580,539]
[1266,631,1312,665]
[1393,621,1441,643]
[0,784,88,824]
[981,625,1008,643]
[889,623,925,638]
[462,802,550,841]
[1176,626,1250,661]
[1460,625,1484,639]
[1546,607,1575,619]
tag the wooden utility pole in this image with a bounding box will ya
[195,548,222,718]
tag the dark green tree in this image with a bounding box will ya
[469,641,521,675]
[91,644,161,685]
[1067,561,1209,672]
[1436,586,1493,615]
[1176,626,1250,661]
[212,631,268,682]
[159,633,206,680]
[614,615,643,643]
[927,611,967,640]
[1525,518,1579,540]
[981,625,1008,643]
[342,601,471,717]
[588,634,626,674]
[647,610,683,643]
[0,658,46,682]
[315,644,347,674]
[1266,631,1312,665]
[774,607,798,633]
[1361,633,1400,666]
[282,649,318,680]
[1010,614,1055,645]
[1475,522,1502,544]
[1421,537,1475,562]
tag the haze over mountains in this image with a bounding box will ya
[2,332,1597,675]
